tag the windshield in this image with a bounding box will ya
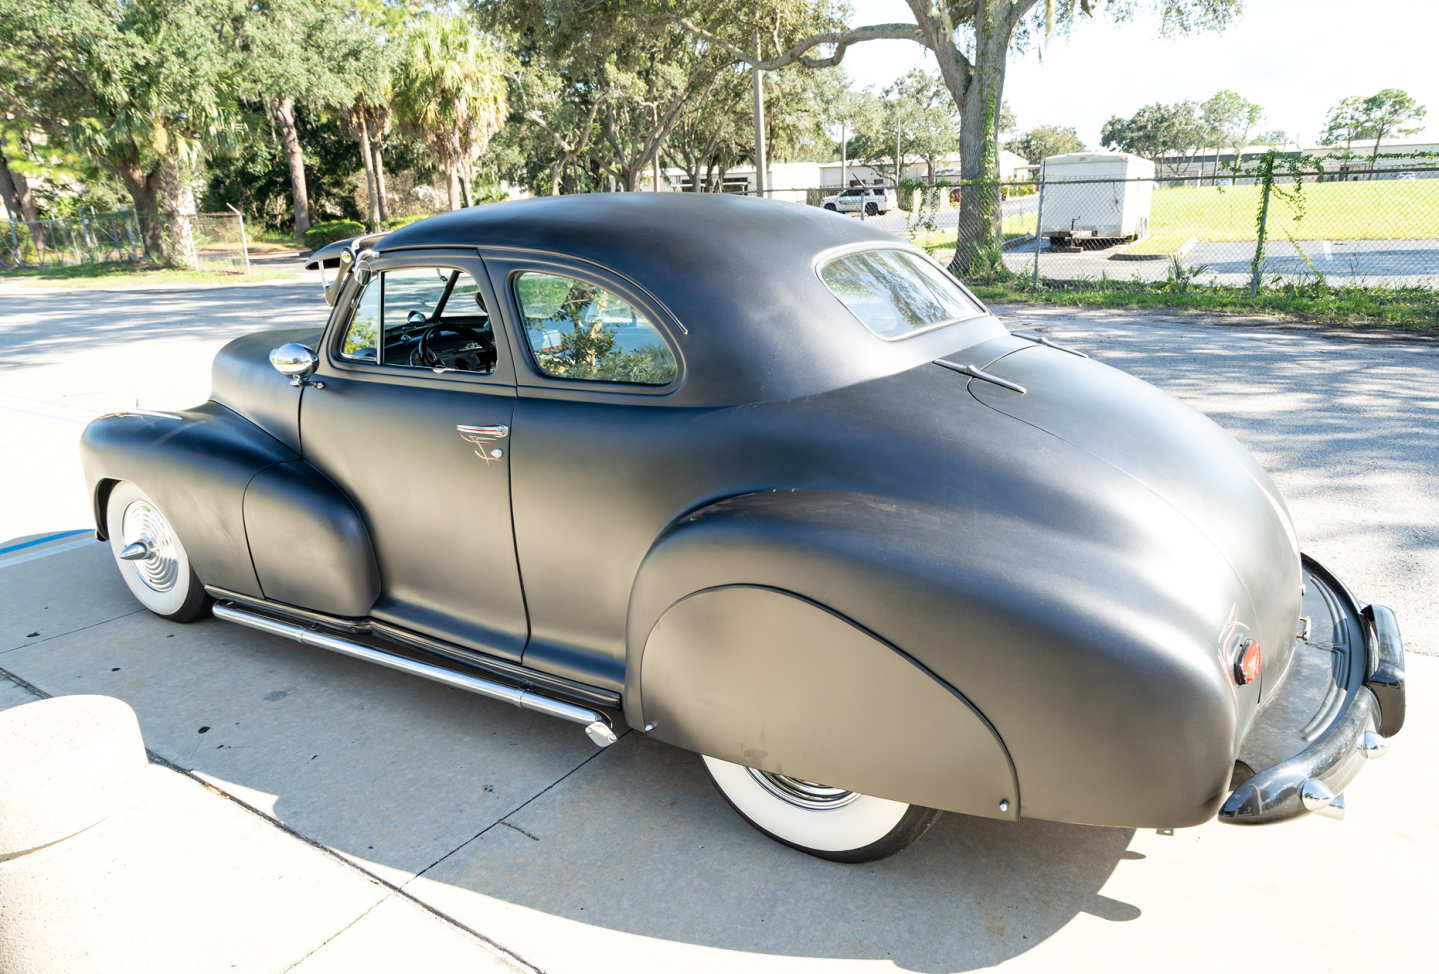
[818,248,985,339]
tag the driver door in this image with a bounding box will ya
[301,250,529,661]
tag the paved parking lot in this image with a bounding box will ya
[853,201,1439,287]
[997,237,1439,288]
[2,277,1437,971]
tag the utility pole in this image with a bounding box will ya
[840,119,847,188]
[751,31,767,198]
[652,103,661,192]
[895,109,902,188]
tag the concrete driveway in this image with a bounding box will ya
[2,277,1437,971]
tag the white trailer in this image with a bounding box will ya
[1038,152,1154,248]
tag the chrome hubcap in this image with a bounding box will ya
[119,501,180,593]
[747,768,859,810]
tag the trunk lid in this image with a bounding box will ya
[964,343,1302,693]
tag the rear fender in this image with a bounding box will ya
[629,488,1241,829]
[627,492,1021,819]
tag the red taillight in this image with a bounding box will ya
[1234,640,1262,685]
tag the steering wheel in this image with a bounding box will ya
[416,322,490,368]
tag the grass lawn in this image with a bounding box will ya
[0,261,300,288]
[248,228,307,253]
[1127,179,1439,255]
[247,239,304,254]
[970,278,1439,332]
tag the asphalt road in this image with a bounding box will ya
[851,193,1037,236]
[1,276,1437,971]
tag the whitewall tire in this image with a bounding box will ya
[105,482,211,622]
[702,755,940,862]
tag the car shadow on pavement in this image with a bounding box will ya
[402,732,1140,972]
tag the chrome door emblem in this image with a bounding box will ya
[456,424,508,462]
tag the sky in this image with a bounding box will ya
[842,0,1439,148]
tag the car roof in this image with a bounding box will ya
[379,193,993,405]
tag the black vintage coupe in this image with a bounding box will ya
[81,194,1405,861]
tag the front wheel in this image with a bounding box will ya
[105,481,211,622]
[702,755,940,862]
[823,203,837,211]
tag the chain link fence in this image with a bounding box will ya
[746,162,1439,293]
[0,209,251,274]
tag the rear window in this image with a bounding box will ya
[819,248,984,339]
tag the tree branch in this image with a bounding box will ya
[907,0,974,105]
[674,17,929,69]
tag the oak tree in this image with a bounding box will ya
[678,0,1241,271]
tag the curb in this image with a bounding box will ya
[1111,236,1197,262]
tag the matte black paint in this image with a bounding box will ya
[641,585,1019,820]
[211,327,313,452]
[80,193,1404,831]
[243,461,380,617]
[81,404,295,597]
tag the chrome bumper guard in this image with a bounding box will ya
[1218,556,1406,825]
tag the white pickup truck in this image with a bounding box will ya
[821,184,898,216]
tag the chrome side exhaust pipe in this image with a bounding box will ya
[212,603,619,747]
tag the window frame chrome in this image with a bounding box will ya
[320,248,517,391]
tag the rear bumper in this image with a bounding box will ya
[1218,555,1405,825]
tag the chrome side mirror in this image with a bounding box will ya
[269,343,322,388]
[407,309,428,326]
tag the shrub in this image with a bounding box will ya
[381,213,432,230]
[303,220,365,251]
[471,184,508,204]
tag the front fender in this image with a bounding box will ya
[243,461,380,617]
[81,404,296,597]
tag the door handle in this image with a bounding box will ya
[456,424,508,439]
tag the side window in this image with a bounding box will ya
[341,277,379,361]
[513,272,677,386]
[338,265,496,375]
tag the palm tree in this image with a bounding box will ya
[394,15,509,211]
[340,88,389,229]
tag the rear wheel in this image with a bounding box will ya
[865,201,879,216]
[105,482,211,622]
[702,755,940,862]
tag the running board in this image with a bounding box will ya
[212,603,619,747]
